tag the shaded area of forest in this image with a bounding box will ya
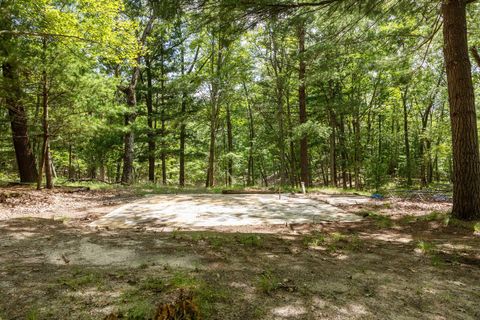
[0,210,479,320]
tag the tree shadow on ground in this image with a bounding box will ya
[0,218,479,320]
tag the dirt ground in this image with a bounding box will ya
[0,186,479,320]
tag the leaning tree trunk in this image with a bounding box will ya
[443,0,480,220]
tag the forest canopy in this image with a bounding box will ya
[1,0,480,219]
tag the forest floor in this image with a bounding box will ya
[0,185,479,320]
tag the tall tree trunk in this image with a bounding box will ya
[68,144,74,180]
[145,56,156,183]
[286,91,297,187]
[271,32,287,186]
[161,109,167,185]
[329,109,337,187]
[206,31,224,188]
[160,45,167,185]
[226,104,233,186]
[339,114,348,189]
[443,0,480,220]
[178,43,199,187]
[37,38,53,190]
[2,62,38,183]
[121,17,154,185]
[206,120,216,187]
[121,88,136,184]
[353,112,362,189]
[297,20,309,187]
[402,87,412,186]
[243,83,255,186]
[179,95,187,187]
[179,48,187,187]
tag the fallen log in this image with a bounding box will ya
[222,189,280,195]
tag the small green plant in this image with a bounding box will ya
[331,232,347,242]
[303,232,325,247]
[207,236,226,249]
[139,277,166,292]
[238,234,262,247]
[26,308,39,320]
[416,241,435,254]
[361,211,393,228]
[257,270,280,294]
[345,234,363,252]
[123,301,154,320]
[195,285,229,317]
[399,215,417,224]
[171,272,198,289]
[59,272,102,290]
[419,211,446,222]
[474,222,480,233]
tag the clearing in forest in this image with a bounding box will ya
[1,187,479,320]
[91,194,364,230]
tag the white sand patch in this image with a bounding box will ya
[91,194,361,229]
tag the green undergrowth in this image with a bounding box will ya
[172,231,264,249]
[117,270,228,319]
[303,231,363,253]
[360,211,394,228]
[400,211,480,233]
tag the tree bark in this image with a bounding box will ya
[37,38,53,190]
[329,108,337,187]
[243,83,255,186]
[145,56,156,183]
[297,20,309,187]
[179,95,187,187]
[226,104,233,186]
[2,62,38,183]
[401,87,412,187]
[121,17,154,185]
[443,0,480,220]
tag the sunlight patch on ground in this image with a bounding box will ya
[271,304,307,318]
[91,194,361,229]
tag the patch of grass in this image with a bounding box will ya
[195,285,229,317]
[309,187,371,196]
[170,272,199,289]
[59,272,103,290]
[360,211,393,228]
[445,216,480,233]
[207,236,227,249]
[418,211,447,222]
[399,215,417,224]
[345,234,363,251]
[416,241,436,254]
[122,300,155,320]
[303,232,325,247]
[26,308,39,320]
[237,234,262,247]
[139,276,166,292]
[474,222,480,233]
[257,270,280,294]
[307,232,364,253]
